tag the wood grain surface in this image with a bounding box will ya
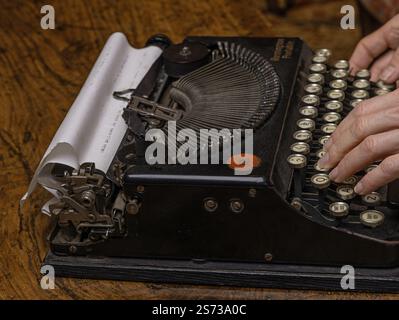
[0,0,398,300]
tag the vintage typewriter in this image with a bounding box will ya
[33,33,399,292]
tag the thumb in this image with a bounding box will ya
[380,48,399,83]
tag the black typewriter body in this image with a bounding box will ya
[45,35,399,291]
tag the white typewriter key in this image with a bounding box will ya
[365,164,378,173]
[334,60,350,70]
[311,173,331,189]
[350,99,363,108]
[314,162,330,172]
[351,89,369,99]
[287,154,307,169]
[290,142,310,155]
[315,48,332,57]
[316,149,326,159]
[356,69,371,79]
[318,135,331,146]
[312,55,328,64]
[309,63,327,73]
[362,192,382,206]
[360,210,384,228]
[304,83,323,95]
[293,130,312,143]
[336,185,356,200]
[299,106,318,119]
[376,80,396,91]
[331,69,348,79]
[325,100,343,112]
[327,89,345,101]
[307,73,325,84]
[329,202,350,218]
[322,112,342,123]
[302,94,320,106]
[321,123,337,134]
[297,118,315,131]
[342,175,358,185]
[353,79,370,90]
[329,79,347,90]
[375,88,390,96]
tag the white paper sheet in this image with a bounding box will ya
[21,32,162,211]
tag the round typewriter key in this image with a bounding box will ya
[293,130,312,143]
[314,162,330,172]
[302,94,320,106]
[311,173,331,189]
[321,123,337,134]
[299,106,318,119]
[315,48,332,57]
[287,154,307,169]
[353,79,370,90]
[327,89,345,101]
[319,135,331,146]
[350,99,363,108]
[325,100,343,112]
[376,80,396,91]
[352,89,369,99]
[374,88,390,96]
[316,149,326,159]
[312,55,328,64]
[360,210,384,228]
[334,60,350,70]
[307,73,325,84]
[329,79,347,90]
[331,69,348,79]
[343,175,358,185]
[365,164,378,173]
[297,118,315,131]
[309,63,327,73]
[322,112,342,123]
[304,83,323,95]
[290,142,310,155]
[336,185,356,200]
[356,69,371,79]
[362,192,382,206]
[329,202,350,218]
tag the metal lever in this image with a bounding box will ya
[129,95,182,121]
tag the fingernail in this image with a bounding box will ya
[318,153,330,166]
[354,182,364,195]
[329,168,339,181]
[380,66,396,82]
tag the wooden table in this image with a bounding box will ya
[0,0,398,299]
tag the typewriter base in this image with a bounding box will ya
[44,251,399,293]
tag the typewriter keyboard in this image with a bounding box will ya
[288,48,397,232]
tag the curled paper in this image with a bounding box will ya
[21,32,162,212]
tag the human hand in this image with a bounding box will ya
[317,91,399,195]
[350,14,399,83]
[316,14,399,195]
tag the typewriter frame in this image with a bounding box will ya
[42,35,399,292]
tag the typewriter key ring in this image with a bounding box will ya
[329,202,350,218]
[360,210,385,228]
[337,185,356,200]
